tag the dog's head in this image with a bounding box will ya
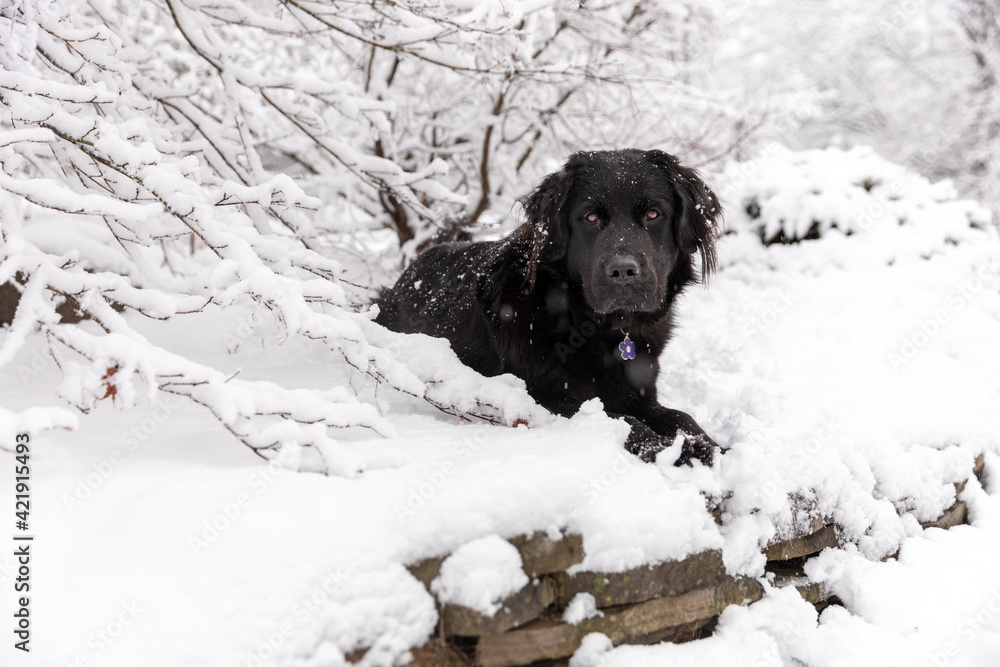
[520,149,721,314]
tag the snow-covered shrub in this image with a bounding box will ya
[709,0,1000,215]
[0,0,566,473]
[726,145,992,251]
[0,0,755,474]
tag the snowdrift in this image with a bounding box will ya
[2,146,999,666]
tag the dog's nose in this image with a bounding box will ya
[606,255,641,282]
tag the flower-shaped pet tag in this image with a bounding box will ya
[619,334,636,361]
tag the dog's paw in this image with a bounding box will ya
[620,417,667,463]
[641,408,719,467]
[673,431,717,467]
[618,414,720,467]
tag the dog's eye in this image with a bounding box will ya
[645,209,660,221]
[585,212,599,224]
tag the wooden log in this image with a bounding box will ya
[764,524,839,561]
[442,576,557,637]
[476,577,764,667]
[555,549,728,609]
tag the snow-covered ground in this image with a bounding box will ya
[2,147,1000,666]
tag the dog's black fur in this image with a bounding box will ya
[374,149,722,466]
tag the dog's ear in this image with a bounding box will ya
[519,166,573,289]
[648,150,722,280]
[522,169,572,259]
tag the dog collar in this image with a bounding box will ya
[612,326,636,360]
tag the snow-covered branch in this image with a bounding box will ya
[1,0,564,474]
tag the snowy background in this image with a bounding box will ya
[2,0,1000,666]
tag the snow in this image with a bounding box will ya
[2,0,999,663]
[580,461,1000,667]
[430,534,529,615]
[729,145,991,249]
[3,141,1000,665]
[570,633,614,666]
[562,468,1000,667]
[563,593,604,625]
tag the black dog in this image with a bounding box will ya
[375,149,722,466]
